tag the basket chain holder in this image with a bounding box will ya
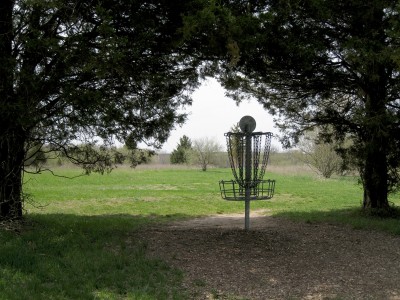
[219,116,276,230]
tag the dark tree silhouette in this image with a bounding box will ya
[213,0,400,210]
[0,0,204,219]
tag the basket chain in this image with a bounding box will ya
[225,132,272,189]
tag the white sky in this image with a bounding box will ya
[160,78,281,153]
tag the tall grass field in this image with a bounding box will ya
[1,167,399,299]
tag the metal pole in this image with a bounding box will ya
[244,132,252,230]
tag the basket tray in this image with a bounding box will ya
[219,179,275,201]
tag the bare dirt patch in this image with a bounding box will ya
[138,211,400,299]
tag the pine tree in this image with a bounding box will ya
[170,135,192,164]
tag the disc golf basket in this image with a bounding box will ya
[219,116,276,230]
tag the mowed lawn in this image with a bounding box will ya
[0,167,399,299]
[24,167,400,232]
[24,167,360,218]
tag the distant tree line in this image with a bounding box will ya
[170,135,223,171]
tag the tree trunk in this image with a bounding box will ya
[0,0,24,220]
[0,130,25,220]
[361,74,389,209]
[362,137,389,209]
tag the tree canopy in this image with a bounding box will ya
[200,0,400,210]
[0,0,207,219]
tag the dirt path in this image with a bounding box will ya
[138,211,400,299]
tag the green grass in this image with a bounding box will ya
[24,168,246,217]
[1,167,400,299]
[0,214,184,300]
[266,174,400,234]
[24,167,400,235]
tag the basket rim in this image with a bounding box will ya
[219,179,275,201]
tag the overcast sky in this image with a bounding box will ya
[160,78,281,153]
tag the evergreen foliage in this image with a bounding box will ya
[170,135,192,164]
[201,0,400,209]
[0,0,205,219]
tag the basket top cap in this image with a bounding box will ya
[239,115,256,133]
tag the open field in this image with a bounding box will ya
[1,167,400,299]
[23,167,400,233]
